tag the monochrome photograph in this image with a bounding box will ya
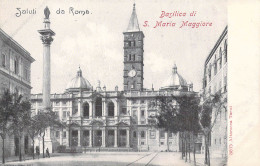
[1,0,258,165]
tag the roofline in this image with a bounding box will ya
[204,26,228,66]
[0,28,35,63]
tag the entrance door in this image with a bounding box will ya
[107,130,114,147]
[82,130,89,146]
[71,130,78,146]
[119,130,126,147]
[94,130,102,147]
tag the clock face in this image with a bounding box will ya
[128,69,136,77]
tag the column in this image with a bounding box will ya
[78,130,81,147]
[89,130,92,147]
[38,6,55,110]
[67,130,70,146]
[114,129,118,147]
[102,129,106,147]
[137,130,140,151]
[137,108,140,125]
[78,99,82,117]
[59,130,63,145]
[126,129,130,147]
[69,130,72,147]
[114,99,118,117]
[146,130,149,147]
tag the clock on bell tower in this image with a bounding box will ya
[123,4,144,91]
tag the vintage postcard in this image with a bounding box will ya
[0,0,259,166]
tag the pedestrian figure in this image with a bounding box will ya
[36,146,40,159]
[46,148,50,158]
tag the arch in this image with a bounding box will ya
[108,102,114,117]
[95,97,102,117]
[83,102,89,118]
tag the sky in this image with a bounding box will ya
[0,0,227,94]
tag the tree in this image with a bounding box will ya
[150,96,180,152]
[33,108,62,158]
[0,90,13,164]
[198,92,227,166]
[24,114,40,159]
[8,93,31,161]
[172,94,200,165]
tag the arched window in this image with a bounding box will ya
[224,40,227,63]
[83,102,89,118]
[95,97,102,117]
[108,102,114,117]
[132,54,135,61]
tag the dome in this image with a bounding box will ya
[161,64,188,90]
[66,67,92,91]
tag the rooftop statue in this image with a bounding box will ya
[44,6,50,19]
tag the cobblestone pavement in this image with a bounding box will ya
[3,152,194,166]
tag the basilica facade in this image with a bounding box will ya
[31,4,197,152]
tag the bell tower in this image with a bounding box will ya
[123,4,144,91]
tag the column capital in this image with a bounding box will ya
[41,35,54,45]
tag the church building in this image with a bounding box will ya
[31,4,197,152]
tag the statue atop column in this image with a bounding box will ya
[44,6,50,19]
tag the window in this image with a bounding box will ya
[224,76,227,92]
[160,142,164,145]
[141,110,145,117]
[108,102,114,116]
[219,81,222,92]
[150,131,156,139]
[131,82,135,89]
[56,131,60,138]
[83,102,89,117]
[219,138,221,144]
[141,100,145,104]
[1,54,5,67]
[95,97,102,117]
[121,108,127,115]
[169,142,172,145]
[219,48,222,68]
[55,101,60,106]
[14,57,19,74]
[63,111,67,119]
[141,142,145,145]
[132,54,135,61]
[215,139,217,144]
[133,131,136,138]
[62,101,67,106]
[160,130,165,138]
[131,41,135,47]
[129,54,131,61]
[214,61,217,75]
[141,131,145,138]
[208,64,211,81]
[224,40,227,63]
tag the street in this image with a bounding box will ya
[4,152,193,166]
